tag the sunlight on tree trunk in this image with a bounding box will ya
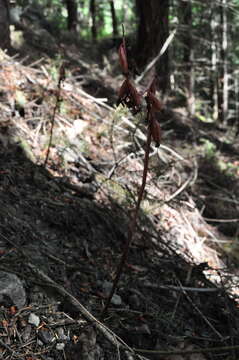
[235,74,239,132]
[210,4,219,121]
[220,0,228,123]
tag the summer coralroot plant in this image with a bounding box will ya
[101,29,162,318]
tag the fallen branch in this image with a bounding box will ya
[136,29,177,84]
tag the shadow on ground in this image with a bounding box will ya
[0,142,239,359]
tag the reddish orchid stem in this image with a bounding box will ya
[101,110,152,319]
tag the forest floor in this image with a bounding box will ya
[0,26,239,360]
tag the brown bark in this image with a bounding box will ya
[109,0,118,37]
[136,0,169,93]
[65,0,78,32]
[90,0,97,41]
[0,0,11,51]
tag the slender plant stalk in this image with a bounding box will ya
[101,112,152,319]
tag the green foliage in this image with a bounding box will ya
[200,138,217,159]
[218,158,239,177]
[14,0,136,39]
[48,55,64,81]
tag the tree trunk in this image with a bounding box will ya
[109,0,118,38]
[210,4,219,121]
[0,0,11,51]
[65,0,78,32]
[235,71,239,134]
[90,0,97,41]
[180,0,195,116]
[220,0,228,123]
[135,0,169,93]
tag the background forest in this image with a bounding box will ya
[0,1,239,360]
[1,0,239,125]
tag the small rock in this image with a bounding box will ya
[102,281,122,305]
[38,328,55,344]
[57,327,69,341]
[111,294,122,306]
[37,338,44,346]
[56,343,65,351]
[0,271,26,309]
[28,313,40,327]
[22,325,32,342]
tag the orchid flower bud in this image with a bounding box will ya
[118,42,129,75]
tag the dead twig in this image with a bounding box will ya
[136,29,177,84]
[142,283,222,293]
[134,344,239,357]
[177,278,224,340]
